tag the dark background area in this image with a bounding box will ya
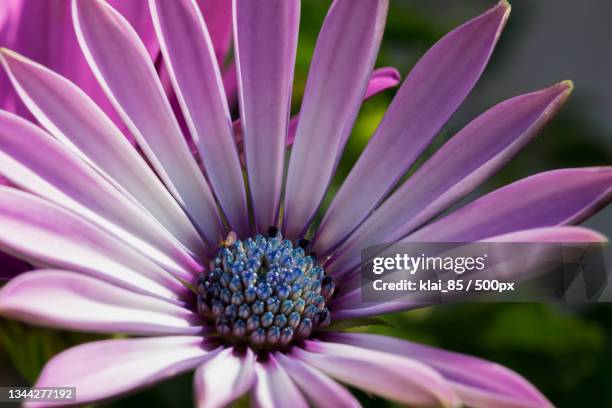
[1,1,611,407]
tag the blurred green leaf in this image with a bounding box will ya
[0,319,109,384]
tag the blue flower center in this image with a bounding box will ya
[196,228,335,351]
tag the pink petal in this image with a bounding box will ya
[222,61,238,109]
[315,1,510,256]
[0,48,207,258]
[234,0,299,232]
[323,332,553,408]
[0,270,203,335]
[252,355,308,408]
[151,0,249,236]
[0,107,200,279]
[363,66,402,99]
[194,347,255,408]
[73,0,225,247]
[283,0,388,239]
[27,336,220,406]
[286,66,401,146]
[275,352,359,408]
[327,81,573,277]
[294,340,460,407]
[197,0,232,68]
[0,187,187,301]
[331,226,607,319]
[405,167,612,243]
[0,0,158,135]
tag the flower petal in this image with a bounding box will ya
[73,0,225,246]
[222,60,238,108]
[197,0,232,67]
[405,167,612,243]
[0,270,202,335]
[283,0,388,238]
[0,0,159,131]
[324,332,552,408]
[28,336,220,407]
[0,187,186,301]
[194,347,255,408]
[151,0,249,236]
[294,340,460,407]
[331,226,607,319]
[286,66,401,146]
[315,1,510,255]
[0,108,199,279]
[327,81,573,277]
[0,48,207,258]
[364,66,402,99]
[252,354,308,408]
[234,0,299,232]
[275,352,360,408]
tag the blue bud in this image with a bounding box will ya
[290,283,303,300]
[280,299,294,315]
[261,311,274,328]
[211,300,224,317]
[229,275,243,292]
[250,327,266,346]
[244,286,257,303]
[321,276,335,301]
[279,327,294,346]
[251,300,265,315]
[292,247,305,258]
[224,304,237,319]
[246,315,260,332]
[293,298,306,314]
[242,269,257,286]
[274,314,288,328]
[266,296,280,314]
[219,288,232,304]
[232,320,246,338]
[303,304,317,320]
[210,283,221,298]
[231,291,245,306]
[313,295,325,309]
[295,318,313,338]
[276,283,291,300]
[314,309,331,328]
[266,326,281,344]
[302,277,313,292]
[288,312,301,329]
[238,303,251,319]
[198,231,334,350]
[256,283,272,300]
[197,296,209,315]
[216,317,232,337]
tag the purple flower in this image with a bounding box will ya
[0,0,235,279]
[0,0,399,279]
[0,0,233,121]
[0,0,610,407]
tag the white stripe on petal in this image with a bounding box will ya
[252,355,308,408]
[0,270,204,335]
[194,347,255,408]
[0,48,207,258]
[72,0,225,247]
[0,187,187,302]
[0,108,200,279]
[27,337,221,407]
[151,0,249,237]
